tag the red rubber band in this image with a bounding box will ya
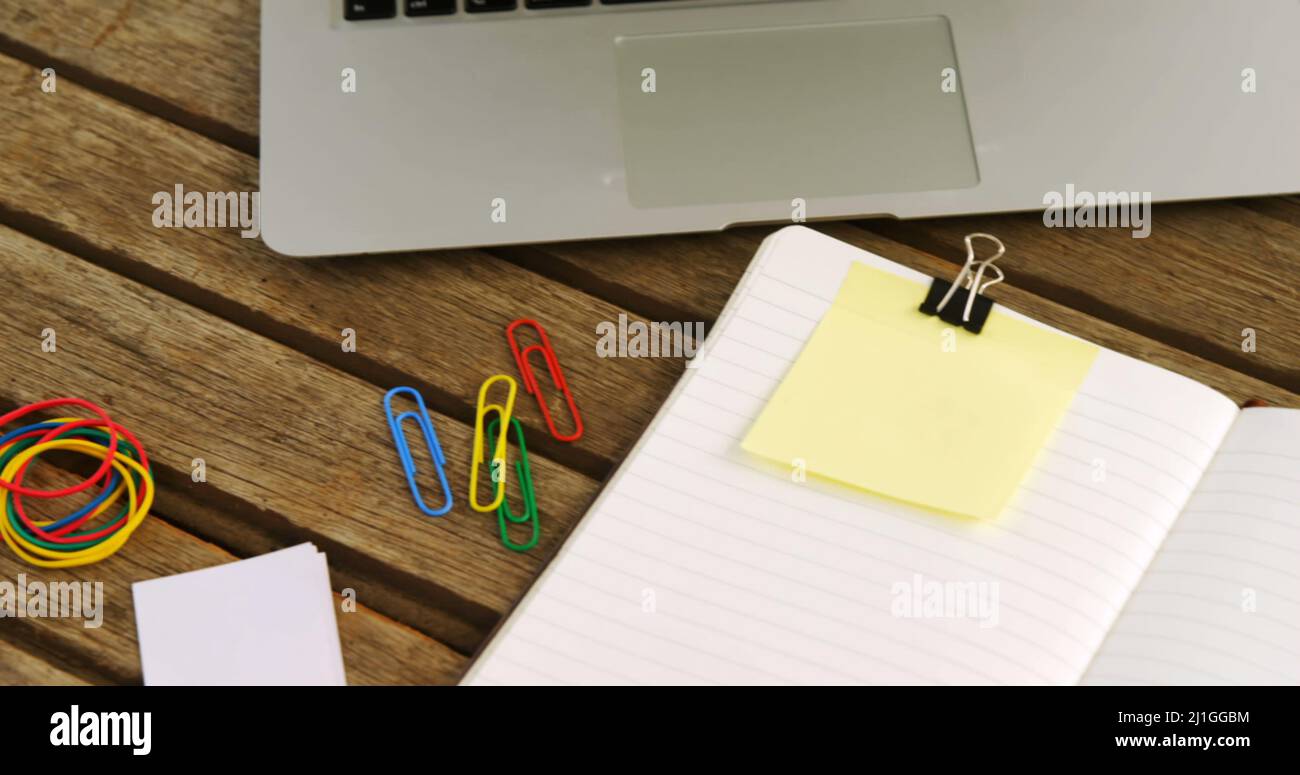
[10,418,150,542]
[0,398,119,498]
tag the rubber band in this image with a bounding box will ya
[11,419,149,541]
[0,423,134,536]
[0,399,119,498]
[1,426,143,542]
[0,400,153,568]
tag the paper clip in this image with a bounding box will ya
[506,318,583,443]
[470,374,517,512]
[918,232,1006,334]
[383,387,453,517]
[486,416,540,552]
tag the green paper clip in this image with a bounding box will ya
[486,416,540,552]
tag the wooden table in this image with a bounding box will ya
[1,2,1297,685]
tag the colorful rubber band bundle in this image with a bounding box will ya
[0,398,154,568]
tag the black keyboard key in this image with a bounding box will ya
[466,0,517,11]
[526,0,592,7]
[344,0,397,20]
[406,0,455,14]
[601,0,682,4]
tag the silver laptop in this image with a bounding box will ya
[261,0,1300,256]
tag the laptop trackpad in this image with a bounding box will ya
[613,17,979,208]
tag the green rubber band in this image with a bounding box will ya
[1,428,145,549]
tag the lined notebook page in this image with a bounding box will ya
[1084,408,1300,685]
[465,226,1239,685]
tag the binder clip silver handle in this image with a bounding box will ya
[919,233,1006,334]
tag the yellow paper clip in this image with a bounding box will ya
[470,374,517,512]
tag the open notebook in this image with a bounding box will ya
[464,226,1300,685]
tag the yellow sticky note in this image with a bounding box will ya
[741,263,1098,520]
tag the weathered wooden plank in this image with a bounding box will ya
[859,204,1300,393]
[0,641,91,685]
[0,225,600,652]
[1236,194,1300,236]
[0,53,682,473]
[0,0,260,149]
[490,228,766,325]
[0,467,464,684]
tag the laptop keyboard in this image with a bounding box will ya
[344,0,692,20]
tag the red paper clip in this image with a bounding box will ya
[506,318,583,443]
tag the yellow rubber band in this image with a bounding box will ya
[0,438,153,568]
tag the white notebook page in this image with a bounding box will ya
[1084,408,1300,685]
[465,226,1239,685]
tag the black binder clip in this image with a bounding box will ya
[919,233,1006,334]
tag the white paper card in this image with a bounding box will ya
[133,543,346,686]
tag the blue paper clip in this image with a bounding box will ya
[383,387,453,517]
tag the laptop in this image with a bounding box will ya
[261,0,1300,256]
